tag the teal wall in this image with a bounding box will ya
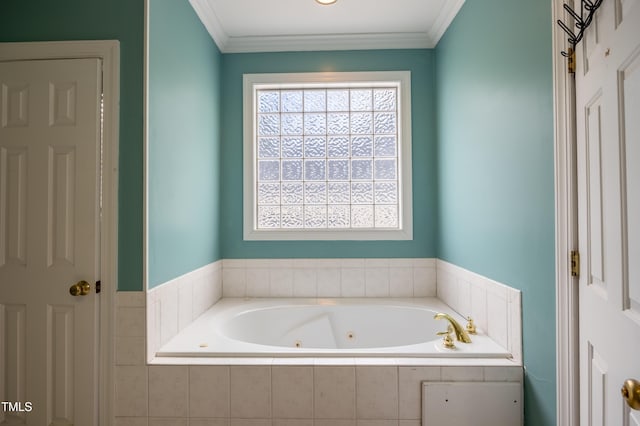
[221,50,437,259]
[0,0,144,291]
[435,2,556,425]
[1,3,558,423]
[147,0,222,288]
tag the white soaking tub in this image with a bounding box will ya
[156,298,512,358]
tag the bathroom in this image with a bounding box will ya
[0,0,555,425]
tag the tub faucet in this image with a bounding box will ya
[434,313,472,343]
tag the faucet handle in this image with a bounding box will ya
[437,325,456,349]
[465,316,477,334]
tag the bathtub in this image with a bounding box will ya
[156,298,512,358]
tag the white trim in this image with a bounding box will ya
[144,0,150,295]
[427,0,465,46]
[187,0,464,53]
[188,0,229,51]
[223,32,433,53]
[0,40,120,426]
[242,71,413,241]
[552,0,580,425]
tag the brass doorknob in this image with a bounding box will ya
[69,280,91,296]
[621,379,640,410]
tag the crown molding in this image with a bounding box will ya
[224,32,433,53]
[428,0,465,46]
[189,0,228,50]
[189,0,465,53]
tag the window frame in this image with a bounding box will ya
[243,71,413,241]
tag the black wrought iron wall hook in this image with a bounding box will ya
[557,0,605,57]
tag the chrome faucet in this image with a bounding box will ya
[434,313,472,343]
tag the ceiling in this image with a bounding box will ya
[188,0,465,53]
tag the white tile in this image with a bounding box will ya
[115,418,148,426]
[314,421,356,426]
[116,336,146,365]
[273,420,313,426]
[177,279,193,331]
[341,258,365,268]
[483,366,523,382]
[272,358,316,366]
[365,258,389,267]
[189,420,229,426]
[272,366,313,419]
[413,268,436,297]
[246,268,270,297]
[341,268,365,297]
[222,268,246,297]
[148,419,187,426]
[389,268,413,297]
[487,292,509,348]
[117,291,146,307]
[365,268,389,297]
[440,366,484,382]
[387,258,414,268]
[313,358,356,366]
[293,258,320,268]
[230,366,271,418]
[268,258,294,267]
[115,366,148,417]
[293,268,317,297]
[189,366,230,418]
[399,421,420,426]
[315,258,341,268]
[413,258,435,268]
[317,268,341,297]
[470,284,488,333]
[357,421,398,426]
[435,269,455,307]
[223,258,246,268]
[148,366,188,417]
[356,367,398,420]
[270,268,294,297]
[457,279,472,318]
[398,366,441,420]
[159,298,179,346]
[117,307,146,337]
[229,420,271,426]
[147,300,160,361]
[246,258,278,268]
[314,366,356,419]
[193,276,216,319]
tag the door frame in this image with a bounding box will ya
[0,40,120,426]
[552,0,580,425]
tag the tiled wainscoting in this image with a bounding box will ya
[126,259,523,425]
[436,260,522,364]
[147,261,223,360]
[221,258,437,299]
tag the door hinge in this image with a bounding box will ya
[570,251,580,277]
[96,280,101,294]
[567,48,576,74]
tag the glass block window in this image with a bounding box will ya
[244,72,413,241]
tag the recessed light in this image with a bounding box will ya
[315,0,337,5]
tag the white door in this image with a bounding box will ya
[576,0,640,424]
[0,58,102,426]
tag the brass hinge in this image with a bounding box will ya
[570,251,580,277]
[96,280,101,294]
[567,48,576,74]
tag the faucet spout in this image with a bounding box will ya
[434,313,472,343]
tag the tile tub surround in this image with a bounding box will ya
[436,260,523,364]
[221,258,437,299]
[120,254,524,424]
[147,261,223,361]
[116,291,522,424]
